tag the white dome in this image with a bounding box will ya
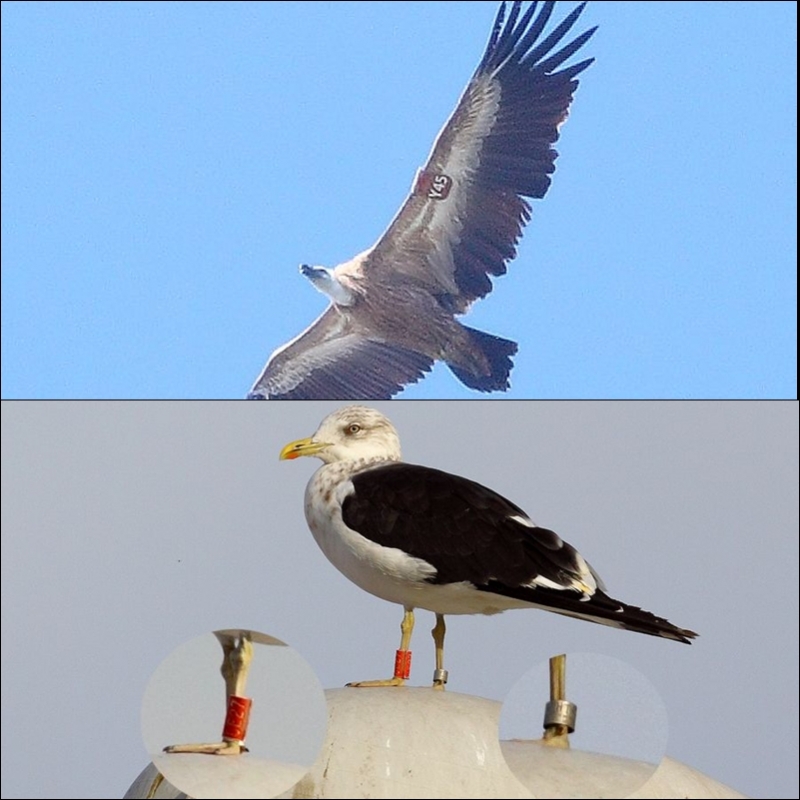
[125,688,748,799]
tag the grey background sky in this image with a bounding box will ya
[1,401,798,799]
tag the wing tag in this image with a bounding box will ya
[414,170,453,201]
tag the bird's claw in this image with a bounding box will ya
[346,677,406,688]
[163,740,248,756]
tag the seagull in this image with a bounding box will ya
[280,406,698,689]
[249,1,597,399]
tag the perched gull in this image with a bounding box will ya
[280,406,697,687]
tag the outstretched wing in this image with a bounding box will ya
[248,308,433,400]
[361,1,596,313]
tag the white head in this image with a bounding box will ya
[280,405,402,465]
[300,264,356,307]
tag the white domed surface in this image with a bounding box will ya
[630,757,747,800]
[283,688,531,799]
[502,740,747,799]
[503,739,658,798]
[125,688,748,799]
[125,755,308,799]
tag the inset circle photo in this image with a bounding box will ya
[499,652,669,799]
[141,629,327,799]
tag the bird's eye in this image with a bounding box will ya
[347,424,361,435]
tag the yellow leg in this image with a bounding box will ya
[348,607,415,688]
[431,614,448,690]
[164,633,254,755]
[219,632,254,700]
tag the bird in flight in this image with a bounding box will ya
[280,406,697,688]
[249,2,596,399]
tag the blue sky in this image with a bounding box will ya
[1,1,797,398]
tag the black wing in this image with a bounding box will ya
[341,463,697,643]
[342,462,596,588]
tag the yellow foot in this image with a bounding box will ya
[432,681,446,691]
[346,677,406,688]
[163,741,248,756]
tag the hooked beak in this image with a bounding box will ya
[279,437,329,461]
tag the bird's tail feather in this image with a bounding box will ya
[484,582,698,644]
[447,326,518,392]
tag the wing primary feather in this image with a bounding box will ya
[507,0,556,66]
[519,2,591,69]
[488,1,525,68]
[534,28,598,75]
[553,56,596,82]
[477,1,510,74]
[514,1,541,39]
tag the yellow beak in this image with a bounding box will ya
[279,437,329,461]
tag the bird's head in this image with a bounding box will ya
[300,264,355,306]
[300,264,328,282]
[280,406,402,465]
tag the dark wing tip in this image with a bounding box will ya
[482,1,510,65]
[477,0,596,79]
[674,626,700,645]
[619,605,699,645]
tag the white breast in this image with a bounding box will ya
[302,463,536,616]
[304,465,435,605]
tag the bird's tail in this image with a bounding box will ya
[446,326,518,392]
[486,581,698,644]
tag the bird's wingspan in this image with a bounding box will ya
[361,1,596,312]
[248,3,596,400]
[248,308,433,400]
